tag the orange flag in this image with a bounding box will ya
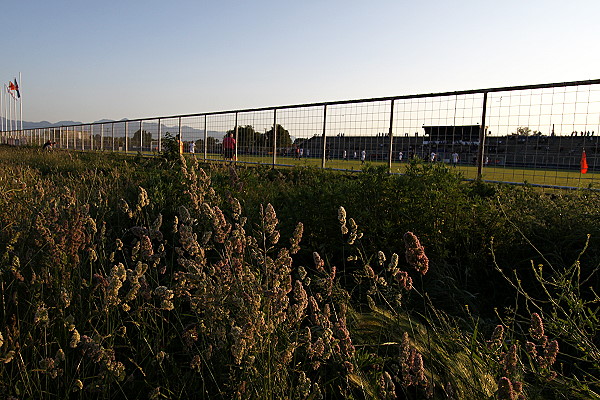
[580,149,588,174]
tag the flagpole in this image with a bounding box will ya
[1,83,3,134]
[9,85,12,132]
[19,73,22,132]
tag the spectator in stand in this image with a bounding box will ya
[222,132,236,160]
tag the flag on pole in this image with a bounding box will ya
[580,149,588,174]
[7,82,17,100]
[12,78,20,98]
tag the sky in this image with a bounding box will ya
[2,0,600,124]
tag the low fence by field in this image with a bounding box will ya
[2,79,600,189]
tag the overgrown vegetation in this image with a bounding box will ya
[0,146,598,399]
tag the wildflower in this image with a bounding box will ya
[140,235,154,260]
[297,371,312,399]
[298,266,308,281]
[72,379,83,392]
[161,300,174,311]
[497,377,516,400]
[3,350,15,364]
[289,222,303,254]
[312,252,325,271]
[347,218,359,245]
[230,325,246,365]
[55,349,65,363]
[60,287,71,308]
[542,340,559,368]
[387,253,399,270]
[488,325,505,349]
[119,199,133,218]
[411,352,426,384]
[364,265,376,279]
[404,232,429,275]
[64,315,76,331]
[377,251,386,266]
[529,313,544,341]
[526,341,537,359]
[394,270,413,291]
[70,329,81,348]
[338,206,348,235]
[503,344,518,376]
[137,186,150,210]
[34,303,49,326]
[231,198,242,220]
[378,371,396,399]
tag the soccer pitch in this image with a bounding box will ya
[197,153,597,189]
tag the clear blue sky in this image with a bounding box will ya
[3,0,599,123]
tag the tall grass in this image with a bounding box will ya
[0,146,597,399]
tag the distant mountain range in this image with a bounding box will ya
[1,117,227,139]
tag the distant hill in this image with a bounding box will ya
[2,118,226,139]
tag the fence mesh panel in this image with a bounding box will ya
[6,80,600,189]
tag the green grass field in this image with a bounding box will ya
[193,152,598,189]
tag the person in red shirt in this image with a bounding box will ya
[223,132,236,160]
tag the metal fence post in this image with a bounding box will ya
[321,105,327,169]
[387,99,395,173]
[203,115,207,161]
[272,109,277,166]
[235,112,239,162]
[111,123,115,152]
[178,117,182,156]
[476,92,488,179]
[139,120,143,152]
[157,118,162,153]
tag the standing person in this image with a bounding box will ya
[430,151,436,162]
[451,151,459,167]
[189,141,195,154]
[299,148,304,158]
[343,150,347,160]
[353,151,357,159]
[398,151,403,162]
[325,145,331,161]
[222,132,236,160]
[361,149,366,164]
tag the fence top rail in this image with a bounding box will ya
[15,78,600,131]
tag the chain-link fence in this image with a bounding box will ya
[2,79,600,189]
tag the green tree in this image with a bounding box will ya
[206,136,219,153]
[265,124,292,148]
[514,126,532,136]
[131,129,154,148]
[227,125,261,153]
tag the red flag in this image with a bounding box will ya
[580,149,588,174]
[6,83,16,100]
